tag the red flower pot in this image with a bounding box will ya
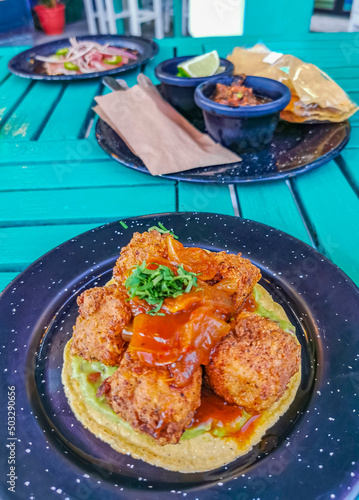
[35,3,65,35]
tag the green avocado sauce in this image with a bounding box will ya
[71,357,123,424]
[71,284,295,440]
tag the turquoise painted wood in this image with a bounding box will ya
[0,272,18,291]
[0,138,108,162]
[338,149,359,190]
[293,161,359,284]
[0,224,101,270]
[0,81,64,141]
[178,183,235,216]
[0,161,173,190]
[0,33,359,293]
[0,76,32,124]
[40,80,102,140]
[0,185,176,224]
[235,181,313,246]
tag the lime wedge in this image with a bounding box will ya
[215,65,226,75]
[177,50,220,78]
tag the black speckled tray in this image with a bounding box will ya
[8,35,158,81]
[1,212,358,499]
[96,109,350,183]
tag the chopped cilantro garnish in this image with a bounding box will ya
[125,260,198,315]
[119,221,128,229]
[148,222,178,239]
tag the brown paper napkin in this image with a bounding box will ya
[94,74,240,176]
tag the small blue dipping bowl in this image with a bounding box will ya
[155,56,234,117]
[194,75,291,152]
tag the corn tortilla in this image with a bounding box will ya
[61,284,301,473]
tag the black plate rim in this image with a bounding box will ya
[1,212,359,500]
[95,118,351,184]
[2,211,358,296]
[7,35,159,81]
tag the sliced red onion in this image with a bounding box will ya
[101,46,137,60]
[39,39,136,75]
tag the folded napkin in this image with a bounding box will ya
[94,74,240,176]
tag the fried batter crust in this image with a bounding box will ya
[206,252,261,311]
[98,350,202,445]
[206,313,300,412]
[70,285,131,366]
[113,230,169,285]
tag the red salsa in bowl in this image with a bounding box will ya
[211,81,273,107]
[194,75,291,151]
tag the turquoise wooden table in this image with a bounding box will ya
[1,33,359,293]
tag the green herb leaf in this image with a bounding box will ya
[125,261,198,315]
[148,222,179,239]
[119,220,128,229]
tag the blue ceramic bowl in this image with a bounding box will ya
[194,75,291,151]
[155,55,233,117]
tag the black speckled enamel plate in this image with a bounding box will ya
[95,115,350,183]
[1,212,358,500]
[8,35,158,81]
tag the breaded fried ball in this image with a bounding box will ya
[113,230,169,284]
[97,349,202,445]
[206,252,261,312]
[70,285,131,366]
[206,313,300,412]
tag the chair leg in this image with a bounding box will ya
[104,0,117,33]
[94,0,109,34]
[83,0,98,34]
[153,0,164,38]
[127,0,142,36]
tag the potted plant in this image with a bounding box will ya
[34,0,65,35]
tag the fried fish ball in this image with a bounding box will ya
[113,230,169,284]
[70,285,131,366]
[206,252,261,311]
[97,350,202,445]
[205,313,300,413]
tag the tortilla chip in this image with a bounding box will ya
[227,44,358,123]
[62,284,301,473]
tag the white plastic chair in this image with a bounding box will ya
[83,0,164,39]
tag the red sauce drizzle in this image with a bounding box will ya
[189,386,260,442]
[240,294,257,313]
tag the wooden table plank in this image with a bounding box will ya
[178,183,235,215]
[293,161,359,285]
[0,185,176,225]
[0,224,101,270]
[40,80,102,140]
[338,149,359,190]
[0,75,32,125]
[0,272,18,291]
[236,180,313,245]
[0,138,108,163]
[0,81,64,141]
[143,44,174,84]
[0,160,172,190]
[335,78,359,92]
[347,125,359,147]
[0,46,26,82]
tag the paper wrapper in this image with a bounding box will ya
[94,74,240,175]
[227,44,358,123]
